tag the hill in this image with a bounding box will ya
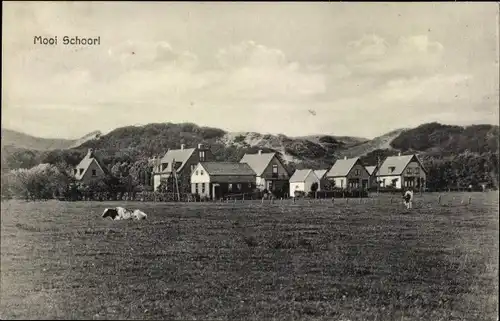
[1,128,101,151]
[1,121,498,190]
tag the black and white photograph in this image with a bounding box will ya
[1,2,499,320]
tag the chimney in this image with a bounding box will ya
[258,150,262,155]
[344,156,347,160]
[87,148,93,158]
[180,144,185,150]
[198,143,204,150]
[398,152,401,156]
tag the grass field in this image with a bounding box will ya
[1,192,498,320]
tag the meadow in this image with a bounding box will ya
[1,192,498,320]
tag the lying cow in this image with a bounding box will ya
[102,207,147,220]
[403,190,414,209]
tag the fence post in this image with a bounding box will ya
[468,196,472,205]
[437,195,441,205]
[332,197,334,204]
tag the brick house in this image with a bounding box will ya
[239,150,290,196]
[325,157,371,190]
[152,144,214,192]
[376,153,427,190]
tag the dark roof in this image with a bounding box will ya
[200,162,256,176]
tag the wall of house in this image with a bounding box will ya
[79,160,105,183]
[401,161,427,189]
[190,164,210,184]
[191,182,211,197]
[153,173,171,191]
[290,172,320,195]
[260,156,290,180]
[377,175,403,189]
[290,182,305,196]
[331,177,346,189]
[179,149,215,191]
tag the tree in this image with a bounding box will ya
[310,182,319,192]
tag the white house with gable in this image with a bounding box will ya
[289,169,320,196]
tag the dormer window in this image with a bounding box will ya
[389,166,396,173]
[199,151,206,162]
[162,163,168,171]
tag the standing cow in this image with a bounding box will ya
[403,190,414,209]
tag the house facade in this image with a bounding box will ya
[365,165,378,188]
[73,149,106,183]
[289,169,320,196]
[239,150,290,196]
[190,162,256,199]
[325,157,371,189]
[152,144,215,192]
[313,169,329,190]
[376,153,427,190]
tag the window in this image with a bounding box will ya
[237,184,242,190]
[272,164,278,174]
[201,183,205,194]
[248,183,252,188]
[389,166,395,173]
[268,181,273,190]
[200,170,204,175]
[195,183,199,194]
[382,179,386,187]
[228,183,233,191]
[92,169,97,176]
[199,151,206,162]
[162,163,168,171]
[407,168,412,175]
[414,167,420,175]
[355,169,360,176]
[191,165,197,173]
[79,168,84,175]
[195,170,199,175]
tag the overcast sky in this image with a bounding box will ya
[3,2,499,139]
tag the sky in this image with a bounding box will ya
[2,2,499,139]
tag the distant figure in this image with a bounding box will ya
[102,207,147,220]
[403,190,414,209]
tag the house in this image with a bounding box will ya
[289,169,320,196]
[152,144,214,192]
[376,153,427,190]
[365,165,378,188]
[239,150,290,196]
[190,162,256,199]
[325,156,371,189]
[73,149,106,183]
[313,169,329,190]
